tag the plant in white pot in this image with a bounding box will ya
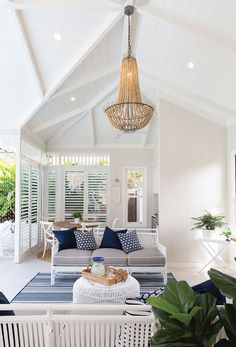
[191,210,225,238]
[72,211,83,224]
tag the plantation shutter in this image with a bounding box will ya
[20,160,30,253]
[31,165,40,247]
[47,169,57,221]
[20,160,41,254]
[88,170,107,222]
[64,170,84,220]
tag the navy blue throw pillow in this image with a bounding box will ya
[100,226,127,250]
[53,228,77,252]
[192,279,226,305]
[0,292,14,316]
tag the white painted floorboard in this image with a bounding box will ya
[0,254,234,301]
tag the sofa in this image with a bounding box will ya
[51,227,167,285]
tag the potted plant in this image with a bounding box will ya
[220,228,232,241]
[147,280,221,346]
[147,269,236,346]
[191,210,225,238]
[208,268,236,346]
[72,211,83,223]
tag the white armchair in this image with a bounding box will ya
[40,221,53,258]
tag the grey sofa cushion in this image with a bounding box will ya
[128,248,165,266]
[92,248,128,266]
[53,249,92,266]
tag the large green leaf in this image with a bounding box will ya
[222,304,236,343]
[151,329,194,347]
[148,297,179,315]
[151,306,185,330]
[171,306,202,326]
[194,293,219,329]
[208,268,236,299]
[162,281,195,312]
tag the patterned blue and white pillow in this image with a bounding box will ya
[136,288,164,304]
[115,297,152,347]
[74,230,97,250]
[117,230,143,254]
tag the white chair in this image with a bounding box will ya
[40,221,53,258]
[112,218,119,228]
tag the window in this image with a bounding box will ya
[46,155,110,224]
[88,171,107,222]
[124,167,147,227]
[64,170,84,220]
[62,168,108,223]
[47,168,57,221]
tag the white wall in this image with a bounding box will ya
[159,99,227,264]
[227,123,236,268]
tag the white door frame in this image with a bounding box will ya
[123,166,147,228]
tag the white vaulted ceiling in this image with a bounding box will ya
[1,0,236,149]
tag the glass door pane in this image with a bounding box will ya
[126,169,145,226]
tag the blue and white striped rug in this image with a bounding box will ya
[12,272,175,303]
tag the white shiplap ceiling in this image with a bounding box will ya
[1,0,236,149]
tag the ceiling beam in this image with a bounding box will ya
[46,112,87,147]
[1,0,121,10]
[10,10,44,99]
[90,79,118,109]
[21,11,123,127]
[32,105,88,133]
[141,69,236,125]
[137,4,236,53]
[32,79,118,133]
[50,65,119,101]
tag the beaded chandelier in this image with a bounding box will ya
[105,5,154,132]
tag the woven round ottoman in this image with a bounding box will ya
[73,275,140,304]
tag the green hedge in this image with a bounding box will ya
[0,157,15,222]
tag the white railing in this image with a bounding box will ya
[0,304,154,347]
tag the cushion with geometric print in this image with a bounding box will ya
[117,230,143,254]
[74,229,97,251]
[115,297,152,347]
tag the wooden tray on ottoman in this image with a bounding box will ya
[82,267,128,286]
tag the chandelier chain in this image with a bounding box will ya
[128,15,131,57]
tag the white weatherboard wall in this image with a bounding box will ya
[227,124,236,269]
[159,99,227,265]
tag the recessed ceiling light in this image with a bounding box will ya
[187,62,194,69]
[53,33,61,41]
[70,96,76,102]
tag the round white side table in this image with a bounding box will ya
[73,275,140,304]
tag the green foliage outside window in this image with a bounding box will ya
[0,157,15,222]
[127,170,143,189]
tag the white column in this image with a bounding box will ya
[14,132,21,263]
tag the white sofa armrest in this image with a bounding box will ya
[156,242,167,258]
